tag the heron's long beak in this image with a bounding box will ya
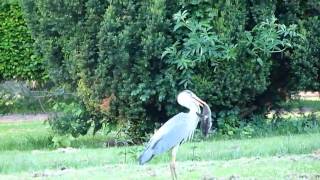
[192,96,206,107]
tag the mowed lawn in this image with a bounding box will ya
[0,121,320,179]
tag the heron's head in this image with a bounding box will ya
[177,90,205,112]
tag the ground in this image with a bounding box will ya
[2,155,320,180]
[0,120,320,179]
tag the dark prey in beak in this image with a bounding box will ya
[197,103,212,137]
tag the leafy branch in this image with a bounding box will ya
[162,11,303,87]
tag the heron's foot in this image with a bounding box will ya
[170,162,178,180]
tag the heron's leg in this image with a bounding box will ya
[170,159,177,180]
[170,145,179,180]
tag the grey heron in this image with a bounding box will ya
[138,90,209,179]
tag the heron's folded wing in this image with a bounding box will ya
[150,113,190,155]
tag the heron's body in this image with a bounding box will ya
[139,112,199,165]
[138,90,210,180]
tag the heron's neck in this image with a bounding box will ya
[187,103,200,114]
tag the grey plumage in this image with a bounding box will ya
[139,112,198,165]
[138,90,207,180]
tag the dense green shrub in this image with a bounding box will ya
[94,1,179,140]
[163,0,316,133]
[259,0,320,124]
[21,0,179,141]
[0,0,45,81]
[21,0,110,137]
[21,0,320,141]
[49,102,92,137]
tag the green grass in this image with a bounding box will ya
[0,121,52,151]
[0,121,112,151]
[0,120,320,179]
[0,133,319,173]
[1,155,320,180]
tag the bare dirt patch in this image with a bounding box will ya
[298,92,320,100]
[0,113,48,123]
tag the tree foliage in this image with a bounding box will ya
[0,0,45,81]
[94,1,179,139]
[21,0,179,141]
[162,0,315,133]
[21,0,320,141]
